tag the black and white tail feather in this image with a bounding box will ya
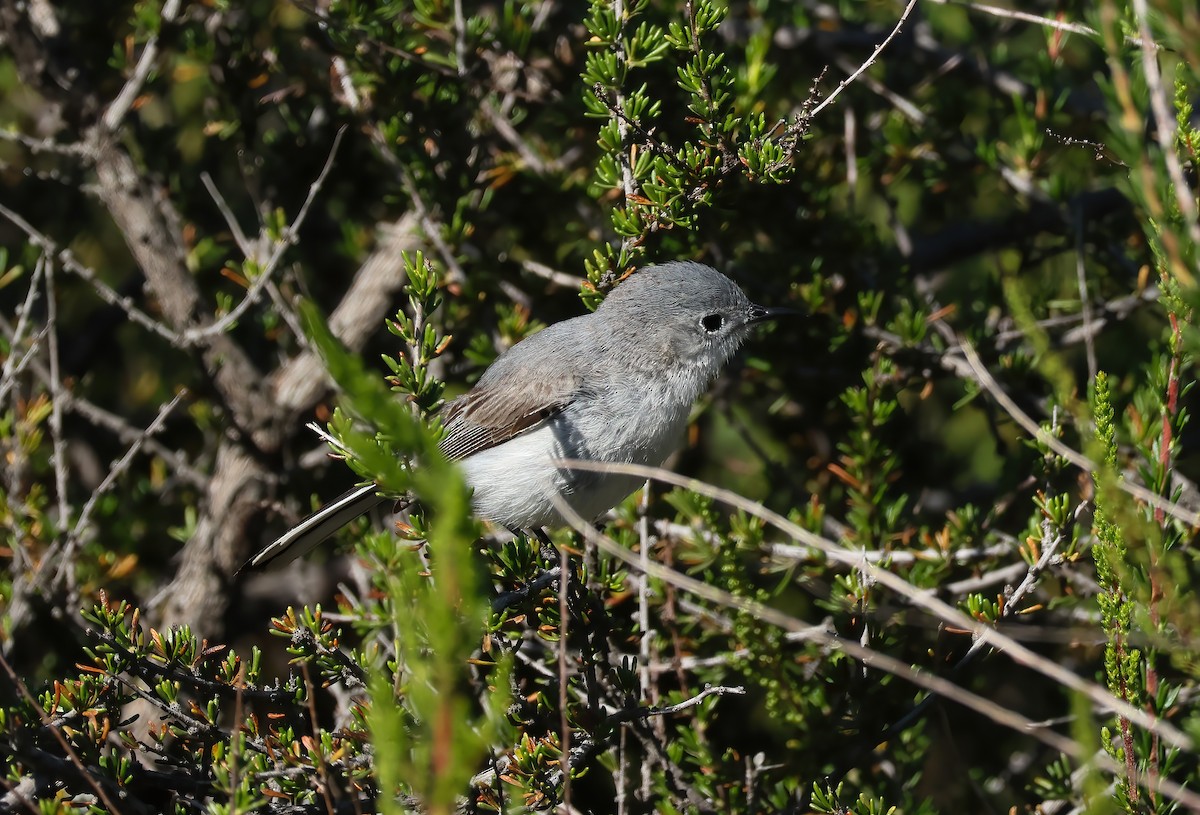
[239,484,388,572]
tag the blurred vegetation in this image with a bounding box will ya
[0,0,1198,812]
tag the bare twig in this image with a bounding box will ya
[1131,0,1200,261]
[553,488,1087,755]
[0,316,204,487]
[767,539,1014,566]
[183,127,348,344]
[552,466,1200,809]
[201,172,255,259]
[0,251,46,403]
[958,342,1200,527]
[521,259,586,289]
[43,258,71,551]
[66,391,188,551]
[605,684,747,724]
[0,201,184,344]
[558,546,572,810]
[102,0,184,132]
[930,0,1159,49]
[552,459,1191,751]
[810,0,919,119]
[1075,208,1098,382]
[396,165,468,287]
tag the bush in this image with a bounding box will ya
[0,1,1197,812]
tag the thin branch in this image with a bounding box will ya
[551,459,1191,751]
[403,177,466,286]
[182,126,347,345]
[0,201,184,344]
[558,546,572,810]
[553,487,1086,755]
[767,539,1015,566]
[958,342,1200,527]
[1131,0,1200,256]
[66,390,188,550]
[1074,207,1098,382]
[0,250,46,403]
[43,257,71,554]
[0,314,204,486]
[605,685,747,724]
[521,259,586,289]
[552,470,1200,810]
[931,0,1158,49]
[102,0,183,132]
[0,129,91,157]
[201,172,255,259]
[810,0,919,119]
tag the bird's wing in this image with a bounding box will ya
[438,371,580,461]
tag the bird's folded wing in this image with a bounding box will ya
[438,372,580,461]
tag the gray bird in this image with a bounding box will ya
[243,260,789,570]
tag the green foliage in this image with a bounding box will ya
[1,0,1200,812]
[580,0,811,299]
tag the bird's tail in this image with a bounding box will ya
[239,484,389,572]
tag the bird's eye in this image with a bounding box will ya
[700,313,725,333]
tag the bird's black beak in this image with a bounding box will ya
[747,303,801,324]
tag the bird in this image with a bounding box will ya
[242,260,789,570]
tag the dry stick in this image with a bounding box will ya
[201,172,255,259]
[1098,1,1194,296]
[933,0,1164,51]
[928,0,1104,40]
[0,314,205,487]
[553,459,1189,751]
[396,164,468,288]
[958,342,1200,527]
[0,202,184,345]
[832,54,926,124]
[943,561,1032,596]
[300,663,338,815]
[549,489,1082,753]
[0,248,46,401]
[1131,0,1200,260]
[604,684,746,725]
[637,482,656,801]
[872,506,1085,755]
[52,390,187,587]
[809,0,919,119]
[522,259,586,289]
[43,257,72,560]
[559,546,572,811]
[40,261,68,516]
[1074,207,1098,382]
[844,106,858,207]
[183,126,347,345]
[550,473,1200,811]
[768,539,1015,565]
[452,0,468,78]
[102,0,183,132]
[67,391,188,548]
[228,669,245,815]
[646,619,836,677]
[0,129,91,157]
[481,100,551,175]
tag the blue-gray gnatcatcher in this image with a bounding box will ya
[243,260,790,570]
